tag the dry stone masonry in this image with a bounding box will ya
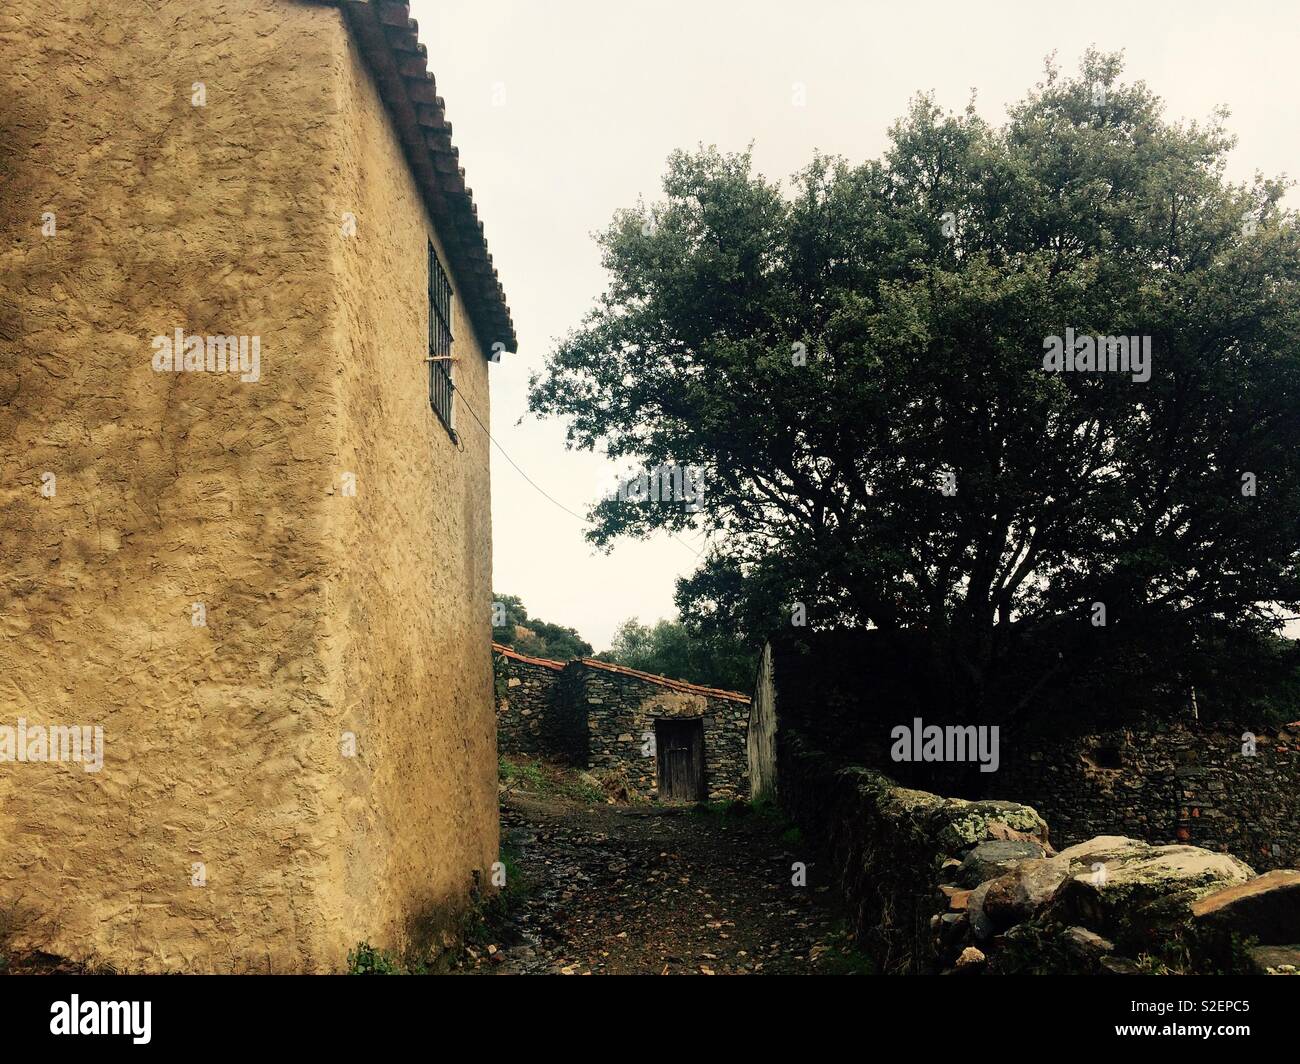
[989,721,1300,872]
[751,634,1300,871]
[756,632,1300,973]
[580,659,750,801]
[494,648,581,761]
[494,645,750,801]
[778,730,1300,975]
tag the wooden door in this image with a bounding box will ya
[655,718,705,801]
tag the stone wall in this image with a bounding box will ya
[494,646,582,763]
[494,650,750,801]
[778,728,1300,975]
[756,635,1300,871]
[578,660,750,802]
[989,721,1300,872]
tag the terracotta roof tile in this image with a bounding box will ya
[575,658,751,703]
[336,0,517,353]
[492,642,566,672]
[491,644,751,701]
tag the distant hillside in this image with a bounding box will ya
[491,593,592,661]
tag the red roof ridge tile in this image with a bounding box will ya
[492,642,566,671]
[337,0,517,353]
[575,657,751,703]
[491,644,751,700]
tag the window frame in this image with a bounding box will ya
[427,241,456,440]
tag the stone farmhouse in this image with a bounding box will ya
[495,645,751,802]
[0,0,514,971]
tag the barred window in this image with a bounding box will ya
[428,242,455,436]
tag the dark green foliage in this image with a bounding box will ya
[492,592,592,661]
[595,616,756,692]
[530,51,1300,723]
[346,942,403,975]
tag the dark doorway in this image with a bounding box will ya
[655,718,705,802]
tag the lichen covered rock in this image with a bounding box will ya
[931,799,1050,855]
[958,840,1048,887]
[1046,836,1254,945]
[981,855,1070,927]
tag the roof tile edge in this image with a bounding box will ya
[492,643,567,672]
[575,657,751,703]
[334,0,517,354]
[490,644,752,701]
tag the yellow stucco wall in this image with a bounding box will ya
[0,0,498,972]
[323,13,499,963]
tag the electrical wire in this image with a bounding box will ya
[452,383,703,558]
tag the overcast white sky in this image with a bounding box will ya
[413,0,1300,651]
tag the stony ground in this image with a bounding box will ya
[454,782,868,975]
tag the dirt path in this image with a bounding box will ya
[459,790,865,975]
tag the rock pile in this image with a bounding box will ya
[780,731,1299,973]
[933,825,1298,974]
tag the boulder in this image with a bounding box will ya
[981,855,1070,927]
[1062,926,1115,959]
[1190,869,1300,945]
[938,912,969,946]
[1046,836,1254,943]
[986,818,1054,850]
[967,881,995,942]
[940,885,971,911]
[1099,955,1144,975]
[1247,945,1300,975]
[930,799,1050,856]
[954,946,986,971]
[959,840,1049,888]
[1055,835,1146,866]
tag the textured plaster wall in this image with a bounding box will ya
[328,25,498,960]
[0,0,497,971]
[747,644,777,801]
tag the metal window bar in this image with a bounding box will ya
[428,243,455,434]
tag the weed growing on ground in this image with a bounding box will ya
[499,756,606,804]
[346,942,404,975]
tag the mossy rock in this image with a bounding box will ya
[958,840,1048,887]
[930,799,1050,856]
[1045,836,1254,951]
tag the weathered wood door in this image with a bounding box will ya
[655,718,705,801]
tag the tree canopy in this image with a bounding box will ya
[529,51,1300,721]
[596,616,756,693]
[492,593,593,661]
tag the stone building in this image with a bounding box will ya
[494,647,582,762]
[495,645,751,801]
[0,1,515,972]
